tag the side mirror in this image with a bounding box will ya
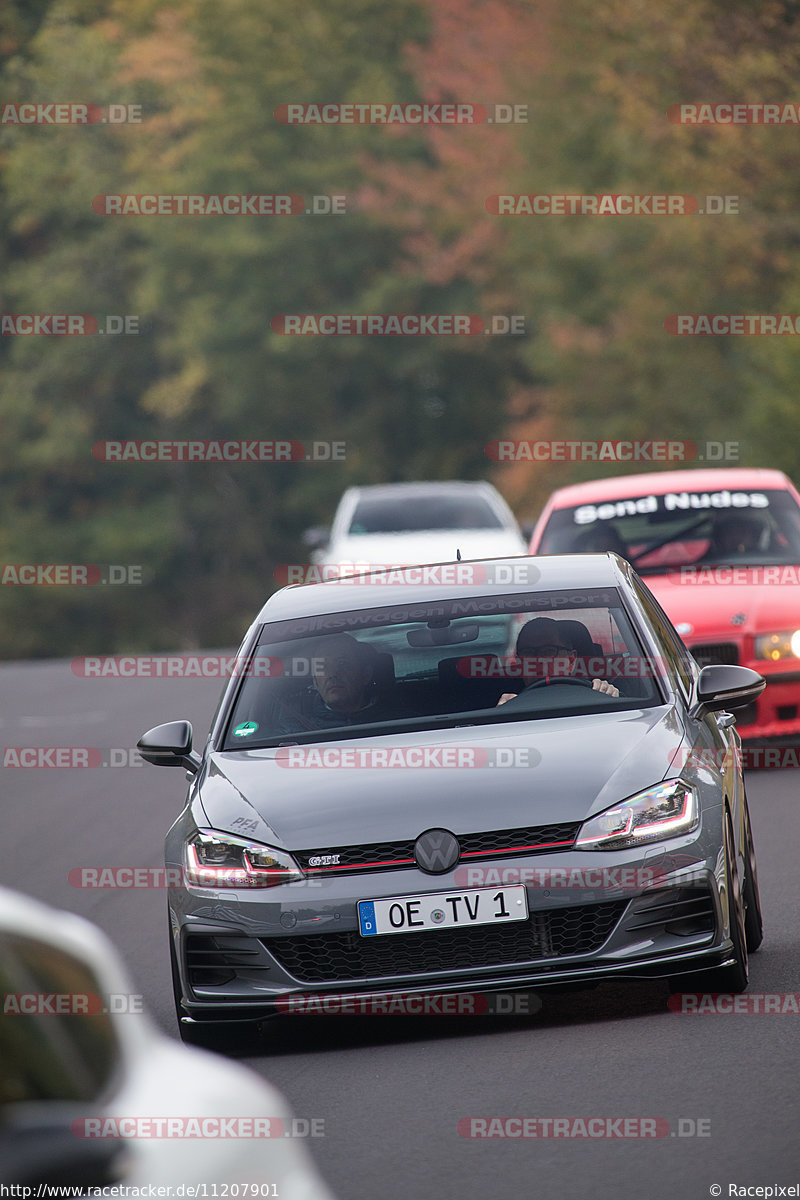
[136,721,201,774]
[689,664,765,719]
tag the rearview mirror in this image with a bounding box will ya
[407,623,480,647]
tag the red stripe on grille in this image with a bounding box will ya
[303,838,575,873]
[461,839,575,857]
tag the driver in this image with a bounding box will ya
[498,617,620,705]
[706,512,766,558]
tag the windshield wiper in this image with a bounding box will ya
[628,515,710,566]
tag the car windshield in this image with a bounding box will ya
[221,588,662,748]
[538,486,800,573]
[0,932,119,1103]
[347,494,504,534]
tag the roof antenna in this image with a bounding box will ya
[456,548,462,560]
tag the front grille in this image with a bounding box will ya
[623,888,715,938]
[262,901,627,983]
[185,934,269,987]
[690,643,739,667]
[295,822,581,876]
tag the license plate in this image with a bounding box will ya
[357,885,528,937]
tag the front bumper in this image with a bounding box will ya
[168,835,731,1025]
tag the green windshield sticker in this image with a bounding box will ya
[233,721,258,737]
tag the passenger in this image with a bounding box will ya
[497,617,620,704]
[574,523,628,556]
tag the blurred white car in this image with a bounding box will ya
[305,480,527,573]
[0,886,336,1196]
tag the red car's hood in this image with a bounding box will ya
[645,567,800,638]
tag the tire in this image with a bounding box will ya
[741,796,764,952]
[670,811,748,994]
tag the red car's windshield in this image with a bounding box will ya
[538,486,800,572]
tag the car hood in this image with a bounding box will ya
[646,567,800,638]
[316,528,527,567]
[197,705,684,849]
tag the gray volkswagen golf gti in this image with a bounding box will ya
[138,553,765,1046]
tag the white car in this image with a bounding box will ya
[306,480,527,574]
[0,886,336,1195]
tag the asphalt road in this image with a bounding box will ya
[2,657,799,1199]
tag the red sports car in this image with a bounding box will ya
[529,467,800,739]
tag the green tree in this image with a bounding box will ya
[0,0,526,655]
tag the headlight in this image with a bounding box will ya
[185,830,305,888]
[575,780,698,851]
[754,630,800,661]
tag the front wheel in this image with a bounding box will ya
[741,795,764,953]
[670,812,748,995]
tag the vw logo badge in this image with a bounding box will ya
[414,828,460,875]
